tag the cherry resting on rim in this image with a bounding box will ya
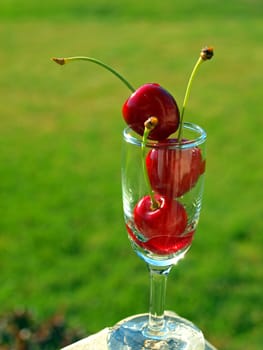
[52,57,180,141]
[122,83,180,140]
[146,140,206,198]
[52,47,213,142]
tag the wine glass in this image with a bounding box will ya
[107,122,207,350]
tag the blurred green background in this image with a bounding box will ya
[0,1,262,349]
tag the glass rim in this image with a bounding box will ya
[123,122,207,149]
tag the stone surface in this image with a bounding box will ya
[62,328,108,350]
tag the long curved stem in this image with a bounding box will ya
[52,56,136,93]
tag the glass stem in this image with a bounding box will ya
[147,264,173,334]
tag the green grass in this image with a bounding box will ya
[0,2,262,349]
[1,0,262,21]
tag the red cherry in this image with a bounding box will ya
[134,195,187,239]
[132,194,188,254]
[146,142,205,198]
[122,83,180,140]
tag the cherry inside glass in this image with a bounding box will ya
[122,122,206,266]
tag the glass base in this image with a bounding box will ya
[107,311,205,350]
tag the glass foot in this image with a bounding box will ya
[107,311,205,350]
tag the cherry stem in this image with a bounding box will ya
[177,56,203,142]
[177,46,214,142]
[141,118,159,210]
[52,56,136,93]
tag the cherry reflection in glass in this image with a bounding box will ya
[108,122,207,350]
